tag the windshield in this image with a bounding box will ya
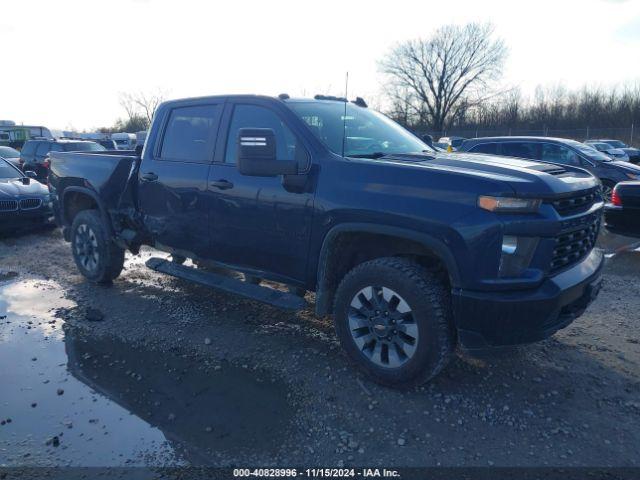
[0,159,20,178]
[287,101,433,157]
[573,142,612,162]
[63,142,106,152]
[0,146,20,158]
[606,140,626,148]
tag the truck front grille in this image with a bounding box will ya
[551,217,600,273]
[550,189,600,217]
[19,198,42,210]
[0,200,18,211]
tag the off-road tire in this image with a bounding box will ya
[334,257,454,387]
[70,209,125,284]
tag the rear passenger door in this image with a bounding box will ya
[138,102,223,257]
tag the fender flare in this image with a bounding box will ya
[60,186,113,235]
[314,223,461,316]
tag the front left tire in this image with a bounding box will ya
[333,257,455,387]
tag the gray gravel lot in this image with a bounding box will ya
[0,227,639,467]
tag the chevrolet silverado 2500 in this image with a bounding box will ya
[49,94,604,386]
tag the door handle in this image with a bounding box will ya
[141,172,158,182]
[210,179,234,190]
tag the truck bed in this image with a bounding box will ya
[48,151,140,219]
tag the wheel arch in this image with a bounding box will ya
[61,187,113,237]
[314,223,461,316]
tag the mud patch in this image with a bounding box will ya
[0,277,294,466]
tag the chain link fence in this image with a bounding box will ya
[422,125,637,145]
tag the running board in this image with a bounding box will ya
[145,257,307,311]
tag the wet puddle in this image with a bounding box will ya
[0,277,293,466]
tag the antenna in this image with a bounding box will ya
[341,72,349,158]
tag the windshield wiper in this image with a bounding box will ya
[347,152,389,159]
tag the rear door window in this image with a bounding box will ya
[160,105,222,163]
[501,142,539,160]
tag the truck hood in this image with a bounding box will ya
[367,152,598,197]
[0,178,49,198]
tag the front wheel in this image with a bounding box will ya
[70,210,125,284]
[333,257,454,387]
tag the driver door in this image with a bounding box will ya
[207,101,314,283]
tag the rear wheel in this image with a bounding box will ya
[70,210,125,284]
[334,257,454,387]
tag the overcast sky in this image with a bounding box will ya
[1,0,639,130]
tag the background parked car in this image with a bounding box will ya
[604,181,640,238]
[0,146,22,169]
[0,158,53,231]
[111,132,137,150]
[96,139,117,150]
[459,136,640,199]
[584,140,630,162]
[438,136,466,151]
[588,139,640,164]
[20,139,105,182]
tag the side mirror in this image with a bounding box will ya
[236,128,298,177]
[135,144,144,156]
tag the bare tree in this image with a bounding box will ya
[119,89,167,127]
[381,23,507,133]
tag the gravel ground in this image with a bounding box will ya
[0,226,639,467]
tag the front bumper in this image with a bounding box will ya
[453,248,604,350]
[0,203,54,230]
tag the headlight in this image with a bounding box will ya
[478,196,541,213]
[499,236,539,277]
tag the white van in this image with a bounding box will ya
[111,132,137,150]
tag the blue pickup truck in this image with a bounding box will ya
[48,94,604,386]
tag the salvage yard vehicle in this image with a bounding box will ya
[459,136,640,200]
[585,140,630,162]
[49,94,605,386]
[605,181,640,238]
[0,146,22,169]
[111,132,137,150]
[20,139,106,182]
[587,139,640,164]
[0,158,53,230]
